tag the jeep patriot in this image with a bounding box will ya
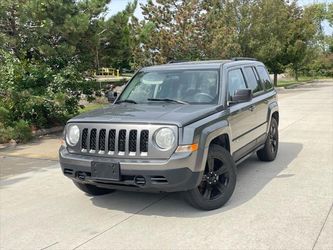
[59,59,279,210]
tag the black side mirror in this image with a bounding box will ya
[230,89,252,104]
[107,91,118,103]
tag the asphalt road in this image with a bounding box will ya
[1,81,332,250]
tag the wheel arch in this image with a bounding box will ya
[209,134,231,152]
[272,111,279,125]
[194,120,232,172]
[267,100,279,132]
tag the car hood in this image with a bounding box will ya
[69,103,222,127]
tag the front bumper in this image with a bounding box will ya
[59,146,203,192]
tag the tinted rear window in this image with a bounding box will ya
[243,67,263,94]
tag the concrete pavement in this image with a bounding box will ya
[0,81,332,249]
[0,133,62,161]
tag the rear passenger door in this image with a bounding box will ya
[243,66,267,138]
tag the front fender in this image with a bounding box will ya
[197,120,231,171]
[181,111,231,172]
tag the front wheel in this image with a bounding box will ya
[184,145,237,210]
[73,181,114,196]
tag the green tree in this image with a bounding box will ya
[248,0,292,86]
[286,2,318,80]
[98,1,137,70]
[0,0,110,130]
[200,0,241,59]
[135,0,202,65]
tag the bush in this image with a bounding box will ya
[0,124,13,144]
[0,120,32,144]
[304,53,333,77]
[0,49,100,130]
[11,120,33,143]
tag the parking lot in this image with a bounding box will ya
[1,81,332,249]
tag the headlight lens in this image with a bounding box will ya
[154,128,176,150]
[66,125,80,146]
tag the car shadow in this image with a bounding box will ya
[90,142,303,217]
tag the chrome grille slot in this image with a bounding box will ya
[81,128,88,151]
[98,129,106,153]
[89,129,97,152]
[140,130,149,153]
[118,130,126,153]
[129,130,137,154]
[108,129,116,153]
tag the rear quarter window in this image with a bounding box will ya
[256,66,273,90]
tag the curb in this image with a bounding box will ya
[284,81,314,89]
[0,126,64,151]
[32,126,64,137]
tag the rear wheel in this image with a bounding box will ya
[184,145,237,210]
[73,181,114,196]
[257,117,279,161]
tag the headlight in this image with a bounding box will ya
[66,125,80,146]
[154,128,176,150]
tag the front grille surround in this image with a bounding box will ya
[66,123,178,159]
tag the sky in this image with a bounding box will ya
[106,0,333,35]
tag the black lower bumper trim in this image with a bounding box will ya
[61,163,202,192]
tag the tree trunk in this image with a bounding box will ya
[273,73,278,87]
[294,66,299,81]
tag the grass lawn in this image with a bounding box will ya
[79,103,107,113]
[277,76,314,87]
[277,76,332,88]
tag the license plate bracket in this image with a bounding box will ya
[91,162,120,181]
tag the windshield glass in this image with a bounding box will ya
[118,70,219,104]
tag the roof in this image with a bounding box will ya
[142,59,261,71]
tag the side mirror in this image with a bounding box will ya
[107,91,118,103]
[230,89,252,104]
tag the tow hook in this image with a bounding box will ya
[77,172,87,181]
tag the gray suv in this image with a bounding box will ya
[59,59,279,210]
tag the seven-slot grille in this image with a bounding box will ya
[81,128,149,156]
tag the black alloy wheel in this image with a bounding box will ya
[184,145,237,210]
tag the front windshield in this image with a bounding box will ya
[118,69,219,104]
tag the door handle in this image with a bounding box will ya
[249,105,256,112]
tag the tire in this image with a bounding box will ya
[184,144,237,210]
[257,117,279,161]
[73,181,114,196]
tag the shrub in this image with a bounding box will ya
[0,120,32,144]
[0,124,13,144]
[0,49,100,129]
[11,120,33,143]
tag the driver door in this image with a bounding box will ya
[226,68,257,161]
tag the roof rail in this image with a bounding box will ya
[231,57,257,61]
[167,60,189,64]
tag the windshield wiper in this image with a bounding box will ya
[116,99,137,104]
[147,98,188,105]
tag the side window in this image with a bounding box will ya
[256,66,273,90]
[228,69,247,100]
[243,67,263,94]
